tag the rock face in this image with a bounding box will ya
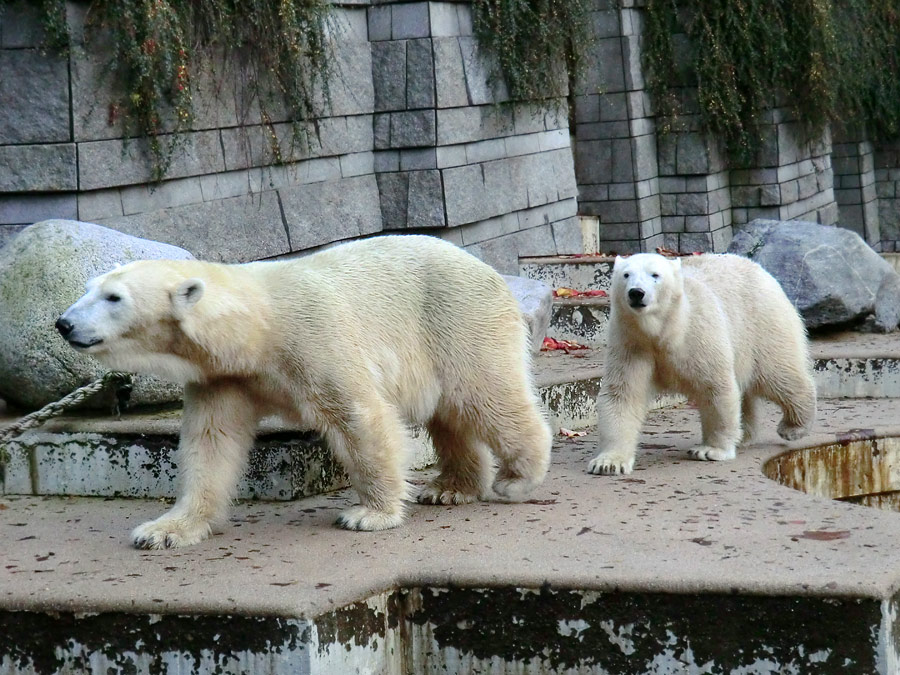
[0,220,193,410]
[502,274,553,352]
[728,219,900,331]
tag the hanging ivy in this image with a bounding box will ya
[3,0,334,181]
[644,0,900,162]
[471,0,594,104]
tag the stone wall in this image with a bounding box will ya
[572,0,897,254]
[0,0,580,274]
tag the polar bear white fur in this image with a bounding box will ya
[588,253,816,475]
[57,235,552,548]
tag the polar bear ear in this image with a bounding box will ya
[671,256,682,269]
[613,255,624,269]
[172,278,205,313]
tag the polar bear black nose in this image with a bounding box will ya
[55,317,74,337]
[628,288,645,302]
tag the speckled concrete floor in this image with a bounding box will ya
[2,397,899,620]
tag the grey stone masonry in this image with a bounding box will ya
[574,0,662,253]
[1,0,579,273]
[875,140,900,252]
[832,127,881,248]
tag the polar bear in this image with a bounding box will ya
[588,253,816,475]
[57,235,552,548]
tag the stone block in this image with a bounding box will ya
[0,193,77,225]
[459,36,507,105]
[373,41,407,112]
[676,133,711,175]
[430,2,461,37]
[376,172,409,228]
[611,138,634,183]
[437,106,513,145]
[513,221,557,257]
[575,95,601,124]
[732,186,761,207]
[0,1,45,47]
[680,231,714,252]
[392,2,430,39]
[456,3,474,35]
[103,190,287,262]
[390,109,436,147]
[433,37,468,108]
[0,50,69,144]
[443,161,507,226]
[80,132,224,190]
[505,133,542,158]
[798,172,819,200]
[466,138,506,164]
[374,113,392,149]
[320,42,375,117]
[598,200,638,223]
[0,143,76,191]
[436,145,466,168]
[622,35,644,90]
[592,9,621,38]
[676,192,709,215]
[460,214,504,245]
[407,38,436,109]
[198,171,253,202]
[368,5,392,41]
[464,235,519,275]
[121,177,204,216]
[0,224,27,249]
[633,133,658,180]
[408,169,446,228]
[760,183,781,206]
[281,175,383,248]
[340,151,375,177]
[552,216,584,254]
[400,148,438,170]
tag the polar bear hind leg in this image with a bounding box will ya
[417,412,492,505]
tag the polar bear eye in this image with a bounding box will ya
[651,273,660,280]
[105,293,122,303]
[623,273,630,279]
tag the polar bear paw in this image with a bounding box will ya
[688,445,736,462]
[777,421,809,441]
[335,506,404,531]
[417,484,480,505]
[492,477,539,501]
[587,451,635,475]
[132,515,212,550]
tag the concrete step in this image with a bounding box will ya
[2,397,900,673]
[519,254,615,292]
[548,295,610,346]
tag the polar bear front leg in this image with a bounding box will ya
[588,354,653,475]
[327,400,409,531]
[132,382,258,550]
[689,382,741,462]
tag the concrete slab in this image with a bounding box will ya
[2,398,900,618]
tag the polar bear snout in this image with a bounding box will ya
[627,287,646,307]
[55,316,74,338]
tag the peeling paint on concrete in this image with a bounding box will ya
[400,586,888,674]
[814,357,900,398]
[520,257,615,292]
[548,299,610,346]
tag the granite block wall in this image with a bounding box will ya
[0,0,579,274]
[875,141,900,252]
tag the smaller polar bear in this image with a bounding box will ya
[57,235,552,548]
[588,253,816,475]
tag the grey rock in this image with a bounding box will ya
[728,219,900,331]
[502,275,553,353]
[0,220,192,410]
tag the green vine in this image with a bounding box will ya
[471,0,594,104]
[7,0,334,181]
[645,0,900,162]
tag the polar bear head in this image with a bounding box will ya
[611,253,684,317]
[56,260,268,383]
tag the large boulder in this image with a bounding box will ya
[502,274,553,352]
[0,220,193,410]
[728,219,900,331]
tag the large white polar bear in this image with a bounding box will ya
[57,235,552,548]
[588,253,816,475]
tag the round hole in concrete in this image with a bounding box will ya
[763,435,900,511]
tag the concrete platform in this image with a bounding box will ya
[3,398,900,672]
